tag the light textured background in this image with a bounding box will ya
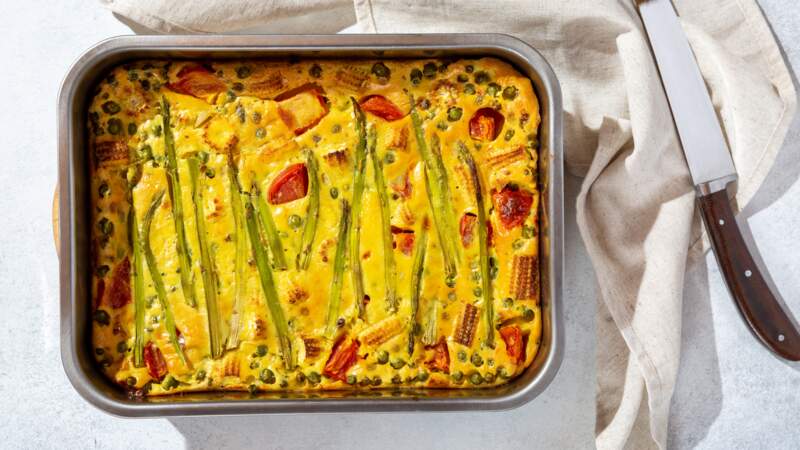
[0,0,797,448]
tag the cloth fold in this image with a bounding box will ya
[100,0,797,448]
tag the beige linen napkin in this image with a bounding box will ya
[100,0,796,448]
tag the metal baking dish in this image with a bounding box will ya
[58,34,564,416]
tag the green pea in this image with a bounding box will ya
[116,341,128,353]
[94,347,105,356]
[522,225,536,239]
[473,287,482,298]
[226,90,237,103]
[487,358,495,367]
[465,65,475,73]
[371,377,382,386]
[471,353,484,367]
[329,187,339,199]
[469,372,484,385]
[98,218,113,236]
[418,98,431,110]
[490,266,498,280]
[410,68,422,85]
[457,73,469,83]
[205,168,215,179]
[383,151,395,164]
[371,62,391,79]
[417,371,429,382]
[259,369,276,384]
[376,350,389,365]
[280,379,289,388]
[139,79,151,91]
[309,64,323,79]
[436,121,448,131]
[497,367,511,379]
[451,371,464,383]
[96,265,110,277]
[248,384,258,395]
[391,374,402,384]
[523,308,535,321]
[390,358,406,369]
[152,125,162,137]
[126,376,137,387]
[252,111,262,124]
[128,123,137,136]
[346,374,357,385]
[502,86,519,100]
[249,360,260,370]
[504,129,516,141]
[423,62,437,79]
[101,101,121,115]
[487,82,500,97]
[98,182,110,198]
[196,370,207,381]
[236,66,252,79]
[288,214,303,230]
[255,127,266,139]
[512,239,524,250]
[296,372,306,384]
[257,344,268,357]
[474,71,490,84]
[162,376,179,390]
[484,372,496,383]
[127,70,139,81]
[107,118,122,135]
[457,350,467,362]
[308,371,321,385]
[464,83,476,95]
[503,298,514,308]
[447,106,463,121]
[235,104,246,123]
[331,124,341,133]
[359,376,371,387]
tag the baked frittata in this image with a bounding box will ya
[88,57,541,395]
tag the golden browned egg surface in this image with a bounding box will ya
[88,57,541,395]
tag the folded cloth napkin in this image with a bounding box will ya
[100,0,796,448]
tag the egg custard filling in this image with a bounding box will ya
[88,58,541,395]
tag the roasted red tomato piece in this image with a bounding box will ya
[109,257,131,309]
[275,83,329,135]
[499,325,524,364]
[492,186,533,229]
[425,338,450,373]
[391,227,415,256]
[359,95,405,121]
[459,213,478,247]
[323,336,360,381]
[469,107,505,141]
[268,163,309,205]
[166,65,226,99]
[144,341,168,380]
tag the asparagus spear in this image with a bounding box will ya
[367,124,398,313]
[408,218,429,356]
[187,156,224,359]
[160,96,197,308]
[251,182,288,271]
[325,199,351,338]
[296,149,320,271]
[349,98,368,320]
[128,150,146,367]
[456,141,494,348]
[421,298,438,347]
[141,190,190,367]
[408,95,460,282]
[245,198,294,370]
[225,150,249,351]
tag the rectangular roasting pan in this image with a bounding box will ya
[58,34,564,417]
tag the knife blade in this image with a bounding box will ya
[637,0,800,360]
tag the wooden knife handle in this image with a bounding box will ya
[698,189,800,361]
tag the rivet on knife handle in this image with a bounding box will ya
[698,188,800,361]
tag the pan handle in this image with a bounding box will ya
[53,186,60,256]
[698,188,800,361]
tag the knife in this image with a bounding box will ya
[636,0,800,361]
